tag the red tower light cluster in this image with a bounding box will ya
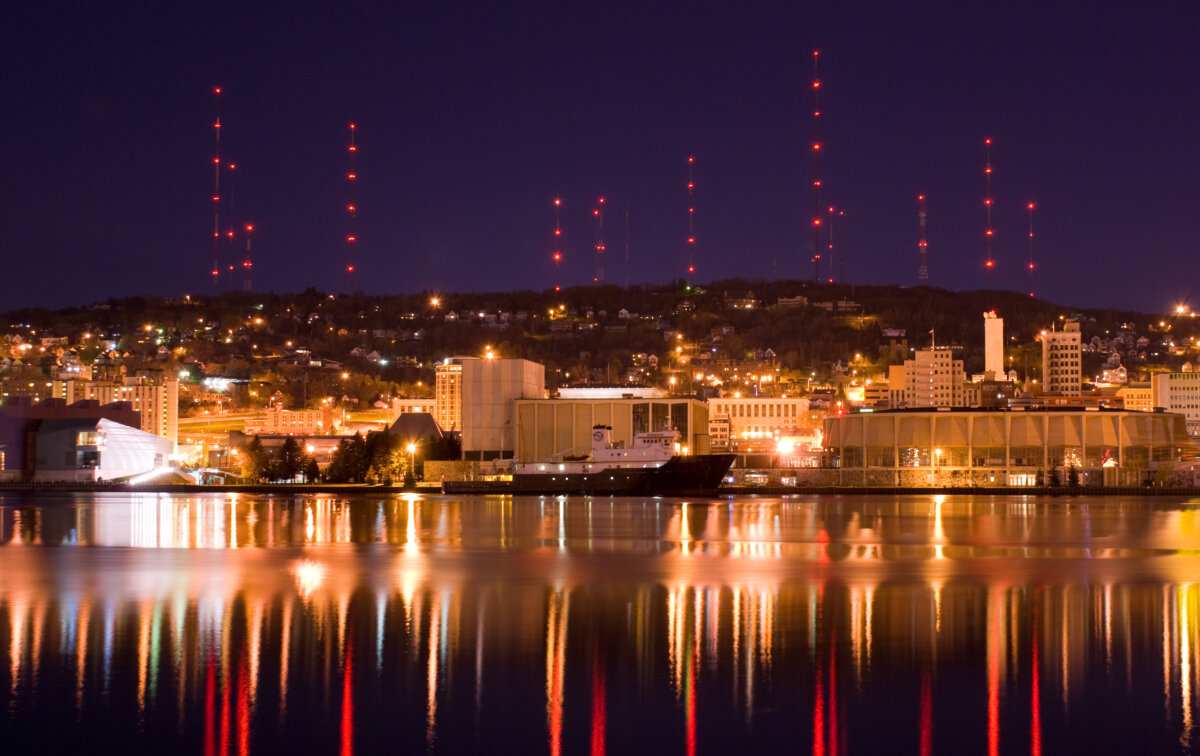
[242,223,254,292]
[345,123,358,284]
[686,156,696,276]
[1026,201,1036,297]
[552,197,563,292]
[810,50,823,282]
[594,196,606,283]
[983,138,995,271]
[917,194,929,284]
[825,205,844,283]
[210,87,222,286]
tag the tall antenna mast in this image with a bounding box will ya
[345,123,358,290]
[811,50,823,282]
[210,87,222,289]
[552,197,562,292]
[984,138,995,272]
[686,156,696,278]
[837,208,846,284]
[593,196,606,283]
[224,162,237,284]
[242,224,254,292]
[1026,201,1036,297]
[624,200,631,288]
[917,194,929,284]
[825,205,838,283]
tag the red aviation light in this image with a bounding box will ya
[347,265,355,272]
[228,163,236,170]
[687,182,694,190]
[347,235,356,242]
[1028,263,1035,270]
[985,167,992,174]
[554,228,561,236]
[212,231,219,238]
[812,142,821,151]
[828,206,835,213]
[813,218,822,226]
[985,260,995,268]
[687,237,695,244]
[213,157,220,164]
[348,145,357,152]
[688,266,695,273]
[553,252,561,261]
[984,198,992,206]
[985,138,992,146]
[212,195,220,202]
[813,81,821,89]
[986,229,994,236]
[245,224,254,232]
[813,180,821,187]
[214,87,221,94]
[918,194,925,201]
[554,286,561,292]
[213,122,221,129]
[687,156,694,163]
[211,269,219,276]
[598,197,605,204]
[593,209,600,216]
[226,230,234,238]
[347,204,356,212]
[1028,202,1036,210]
[813,110,820,117]
[347,173,357,180]
[553,198,561,206]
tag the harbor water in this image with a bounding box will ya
[2,491,1200,754]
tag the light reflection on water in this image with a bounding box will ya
[1,492,1200,753]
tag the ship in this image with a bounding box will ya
[441,425,735,496]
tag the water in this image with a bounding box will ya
[2,492,1200,754]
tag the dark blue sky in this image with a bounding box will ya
[2,1,1197,312]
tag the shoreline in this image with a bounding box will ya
[0,482,1197,497]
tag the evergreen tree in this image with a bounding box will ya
[239,435,269,482]
[302,457,321,483]
[1048,466,1062,487]
[1066,465,1080,487]
[276,437,304,481]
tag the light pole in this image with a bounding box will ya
[406,442,417,482]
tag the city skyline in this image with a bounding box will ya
[2,2,1197,312]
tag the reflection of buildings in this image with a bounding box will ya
[4,494,1200,753]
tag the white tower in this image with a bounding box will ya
[983,311,1004,379]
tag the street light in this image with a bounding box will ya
[406,442,417,481]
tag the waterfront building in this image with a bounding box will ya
[1151,370,1200,437]
[823,408,1187,487]
[33,417,172,483]
[706,395,811,450]
[436,357,544,459]
[513,397,709,461]
[983,311,1004,378]
[1041,320,1082,397]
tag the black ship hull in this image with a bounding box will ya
[442,454,736,496]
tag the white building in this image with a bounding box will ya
[1151,370,1200,437]
[1041,320,1082,397]
[984,311,1004,378]
[244,406,335,436]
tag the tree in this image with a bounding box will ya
[1066,465,1080,487]
[302,456,321,483]
[275,437,304,481]
[239,435,269,482]
[1048,466,1062,487]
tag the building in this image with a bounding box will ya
[823,408,1187,487]
[983,311,1004,378]
[513,397,710,461]
[391,397,436,420]
[892,347,965,409]
[436,357,545,459]
[53,376,179,448]
[1116,382,1153,412]
[0,397,141,482]
[244,406,335,436]
[706,395,812,450]
[1041,320,1082,397]
[33,417,172,483]
[1151,370,1200,437]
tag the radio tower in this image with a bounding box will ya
[224,162,237,285]
[593,196,606,283]
[1026,201,1036,297]
[552,198,563,292]
[686,156,696,277]
[345,123,358,290]
[810,50,823,282]
[210,87,222,288]
[917,194,929,284]
[242,224,254,292]
[825,205,844,283]
[983,138,995,272]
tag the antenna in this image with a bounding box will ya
[552,197,562,292]
[345,123,358,289]
[917,194,929,284]
[837,208,846,284]
[210,87,222,288]
[593,196,606,283]
[811,50,823,282]
[984,138,995,272]
[224,161,237,285]
[686,156,696,278]
[1026,201,1036,297]
[242,224,254,292]
[624,200,630,289]
[825,205,838,283]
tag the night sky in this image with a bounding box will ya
[2,1,1198,312]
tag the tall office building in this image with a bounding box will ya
[896,347,965,409]
[435,357,544,459]
[1151,369,1200,437]
[1041,320,1082,397]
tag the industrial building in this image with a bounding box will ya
[435,356,545,459]
[513,397,710,462]
[823,408,1187,487]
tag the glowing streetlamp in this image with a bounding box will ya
[406,442,417,480]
